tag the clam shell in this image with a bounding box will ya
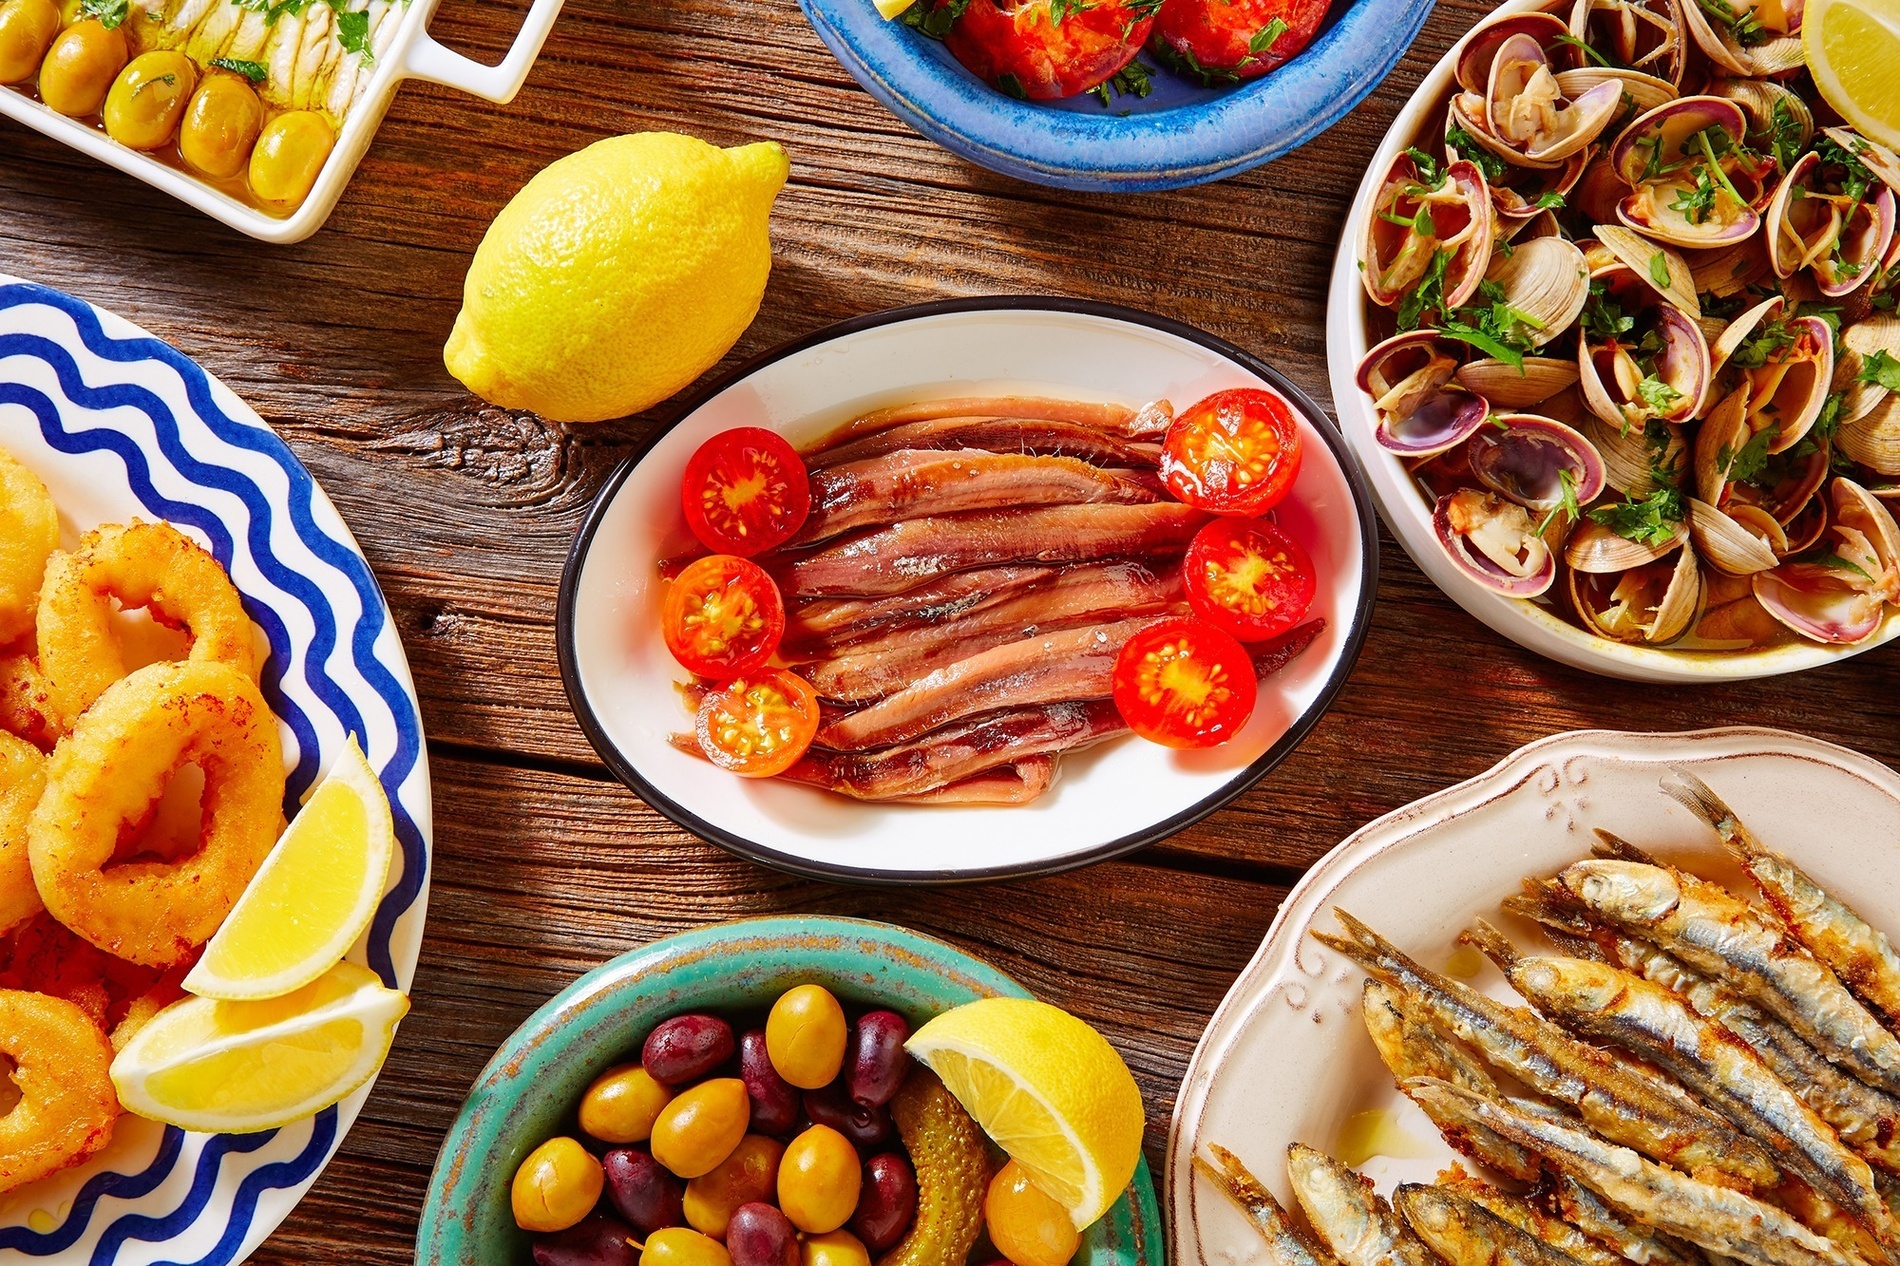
[1564,514,1688,571]
[1469,413,1608,509]
[1835,314,1900,426]
[1679,0,1802,78]
[1832,475,1900,579]
[1688,497,1780,574]
[1594,223,1699,315]
[1486,235,1591,346]
[1715,78,1812,155]
[1470,34,1625,169]
[1555,67,1677,115]
[1356,330,1492,457]
[1457,356,1582,406]
[1764,149,1899,298]
[1694,382,1750,504]
[1361,154,1496,310]
[1433,488,1559,596]
[1567,0,1686,84]
[1824,126,1900,200]
[1569,539,1700,642]
[1582,414,1687,496]
[1709,294,1785,376]
[1838,393,1900,477]
[1684,238,1771,299]
[1578,293,1709,426]
[1457,10,1572,95]
[1754,563,1888,644]
[1610,97,1762,248]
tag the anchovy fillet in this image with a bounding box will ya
[1198,1145,1339,1266]
[1561,859,1900,1098]
[1664,770,1900,1034]
[1316,911,1780,1186]
[1287,1143,1437,1266]
[1403,1079,1859,1266]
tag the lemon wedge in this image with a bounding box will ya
[875,0,917,19]
[905,997,1144,1230]
[183,737,394,1002]
[111,961,409,1132]
[1805,0,1900,151]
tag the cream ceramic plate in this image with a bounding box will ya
[557,298,1379,884]
[1167,726,1900,1266]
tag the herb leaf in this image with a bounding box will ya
[1861,349,1900,392]
[334,5,372,60]
[78,0,127,29]
[1648,251,1673,289]
[1590,486,1685,546]
[209,56,269,81]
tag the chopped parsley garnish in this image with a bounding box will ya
[78,0,127,29]
[902,0,969,41]
[1089,61,1153,106]
[1550,31,1610,66]
[1648,251,1672,289]
[1402,146,1445,189]
[1048,0,1094,26]
[1580,280,1636,342]
[1768,97,1804,172]
[1445,125,1506,183]
[1533,190,1565,210]
[1244,16,1288,59]
[1860,349,1900,392]
[1636,375,1684,414]
[1395,248,1452,332]
[1692,0,1767,44]
[335,6,372,61]
[994,71,1027,99]
[1437,278,1543,370]
[1535,468,1582,537]
[1811,550,1875,583]
[1718,426,1776,485]
[1151,39,1239,87]
[209,57,269,81]
[1590,486,1685,546]
[1731,317,1796,370]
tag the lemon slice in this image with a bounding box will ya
[1805,0,1900,152]
[184,737,394,1002]
[905,997,1144,1230]
[874,0,917,19]
[111,961,410,1133]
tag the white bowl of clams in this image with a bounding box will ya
[1325,0,1900,682]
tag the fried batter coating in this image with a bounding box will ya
[0,451,59,647]
[0,988,116,1194]
[37,522,256,730]
[0,733,43,934]
[0,646,62,751]
[28,660,284,966]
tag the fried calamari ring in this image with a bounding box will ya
[37,521,256,730]
[0,646,61,751]
[0,450,58,647]
[28,660,284,966]
[0,988,116,1194]
[0,734,44,934]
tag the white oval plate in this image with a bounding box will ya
[1167,725,1900,1266]
[0,275,431,1265]
[557,298,1380,885]
[1322,0,1900,683]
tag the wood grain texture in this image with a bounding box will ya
[5,0,1900,1255]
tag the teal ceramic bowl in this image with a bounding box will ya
[417,917,1166,1266]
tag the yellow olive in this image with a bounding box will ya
[802,1230,872,1266]
[642,1227,733,1266]
[102,50,194,149]
[36,17,125,117]
[777,1124,862,1234]
[510,1135,604,1234]
[765,984,846,1090]
[579,1062,676,1145]
[0,0,59,85]
[985,1160,1080,1266]
[683,1133,783,1238]
[247,109,333,206]
[650,1078,750,1179]
[177,71,262,178]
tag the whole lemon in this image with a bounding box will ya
[444,132,789,424]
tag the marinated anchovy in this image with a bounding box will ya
[1315,911,1779,1186]
[1403,1079,1858,1266]
[1436,1168,1625,1266]
[1560,859,1900,1098]
[1663,771,1900,1034]
[1286,1143,1438,1266]
[804,417,1163,470]
[1197,1145,1340,1266]
[1393,1183,1589,1266]
[1464,922,1895,1250]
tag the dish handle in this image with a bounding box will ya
[399,0,567,104]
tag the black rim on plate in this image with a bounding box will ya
[556,295,1382,886]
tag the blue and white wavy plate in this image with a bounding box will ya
[0,276,431,1265]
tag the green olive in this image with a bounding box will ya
[178,71,262,178]
[36,18,125,117]
[0,0,59,85]
[102,50,195,150]
[247,109,332,206]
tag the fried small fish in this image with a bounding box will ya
[1437,1167,1624,1266]
[1394,1183,1588,1266]
[1287,1143,1437,1266]
[1198,1144,1339,1266]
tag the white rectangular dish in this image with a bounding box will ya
[0,0,564,243]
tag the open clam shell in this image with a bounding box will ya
[1564,513,1688,571]
[1824,127,1900,200]
[1754,563,1888,644]
[1578,287,1710,427]
[1689,497,1782,574]
[1716,78,1813,160]
[1555,67,1677,116]
[1594,224,1700,315]
[1835,313,1900,427]
[1679,0,1804,77]
[1470,413,1608,510]
[1582,414,1687,496]
[1568,538,1701,642]
[1709,293,1785,376]
[1685,238,1772,300]
[1457,356,1581,406]
[1611,97,1764,248]
[1456,10,1572,94]
[1356,330,1492,456]
[1361,153,1495,310]
[1486,235,1591,346]
[1567,0,1686,84]
[1451,33,1625,171]
[1433,487,1559,596]
[1838,393,1900,477]
[1832,475,1900,583]
[1765,149,1899,298]
[1466,148,1589,222]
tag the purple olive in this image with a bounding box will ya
[643,1014,736,1085]
[850,1152,918,1252]
[803,1082,893,1150]
[739,1029,800,1136]
[727,1201,800,1266]
[846,1011,910,1108]
[602,1148,686,1234]
[533,1214,641,1266]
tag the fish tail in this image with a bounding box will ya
[1461,919,1522,972]
[1593,828,1664,865]
[1659,771,1752,855]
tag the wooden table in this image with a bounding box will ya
[5,0,1900,1255]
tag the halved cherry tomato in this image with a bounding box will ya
[940,0,1156,100]
[1184,516,1316,642]
[1111,617,1257,749]
[681,427,811,557]
[696,670,821,777]
[1153,0,1327,82]
[662,555,786,677]
[1161,389,1303,516]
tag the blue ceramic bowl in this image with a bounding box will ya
[417,917,1166,1266]
[798,0,1437,190]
